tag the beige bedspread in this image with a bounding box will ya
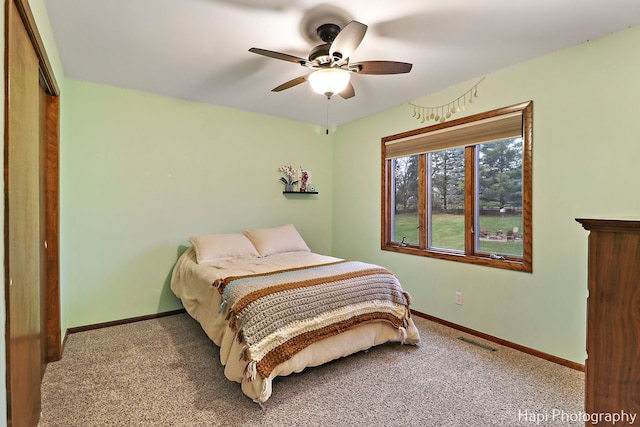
[170,248,420,403]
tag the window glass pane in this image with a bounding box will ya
[392,155,420,244]
[429,148,465,251]
[476,138,524,256]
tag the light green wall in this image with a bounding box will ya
[332,26,640,364]
[60,80,333,327]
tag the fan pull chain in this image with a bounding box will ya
[326,98,330,135]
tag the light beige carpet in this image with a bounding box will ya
[39,313,584,427]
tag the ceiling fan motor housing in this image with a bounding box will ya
[309,24,344,64]
[308,43,333,64]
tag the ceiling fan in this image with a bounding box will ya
[249,20,413,99]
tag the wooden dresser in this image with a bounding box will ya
[576,219,640,426]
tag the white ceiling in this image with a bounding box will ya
[44,0,640,127]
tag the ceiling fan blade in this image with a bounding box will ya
[350,61,413,75]
[272,75,309,92]
[249,48,307,65]
[339,82,355,99]
[329,21,367,60]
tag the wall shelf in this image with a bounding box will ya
[283,191,318,194]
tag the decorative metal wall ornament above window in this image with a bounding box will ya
[409,77,485,124]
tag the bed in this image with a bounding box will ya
[170,224,420,403]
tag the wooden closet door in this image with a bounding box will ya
[6,0,43,425]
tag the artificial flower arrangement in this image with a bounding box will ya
[299,169,309,192]
[279,164,298,189]
[279,164,313,192]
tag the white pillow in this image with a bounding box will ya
[242,224,311,257]
[187,233,259,264]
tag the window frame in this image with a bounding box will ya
[381,101,533,272]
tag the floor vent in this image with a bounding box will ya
[458,337,498,352]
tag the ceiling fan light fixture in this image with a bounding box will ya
[308,68,350,98]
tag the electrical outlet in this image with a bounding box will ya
[455,291,463,305]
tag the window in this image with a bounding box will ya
[381,101,532,272]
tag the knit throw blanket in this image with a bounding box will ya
[214,260,413,381]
